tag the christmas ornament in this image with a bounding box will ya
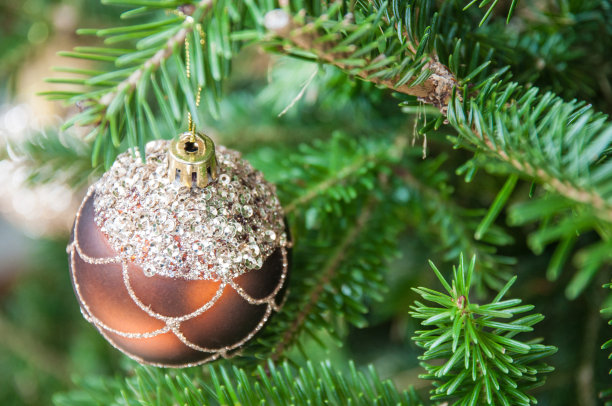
[67,132,290,367]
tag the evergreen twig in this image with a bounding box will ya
[411,256,557,405]
[263,8,457,112]
[53,360,422,405]
[98,0,213,109]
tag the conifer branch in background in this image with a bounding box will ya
[0,315,70,384]
[239,133,407,363]
[397,162,515,291]
[271,196,377,361]
[7,130,94,188]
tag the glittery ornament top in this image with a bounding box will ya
[93,140,287,280]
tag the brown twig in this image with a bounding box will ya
[263,9,457,114]
[270,197,377,361]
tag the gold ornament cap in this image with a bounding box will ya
[168,132,218,188]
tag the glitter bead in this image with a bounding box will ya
[143,264,156,277]
[241,205,254,218]
[265,229,277,242]
[219,173,231,185]
[192,241,205,255]
[163,218,176,232]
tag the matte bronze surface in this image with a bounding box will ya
[69,193,288,366]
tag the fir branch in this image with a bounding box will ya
[54,360,421,405]
[7,129,95,188]
[232,133,408,363]
[263,7,457,113]
[281,133,404,214]
[477,133,612,223]
[259,3,612,301]
[396,162,515,292]
[270,196,376,361]
[508,194,612,298]
[97,1,212,109]
[462,0,520,25]
[44,0,218,167]
[48,0,461,162]
[261,132,403,222]
[258,2,612,230]
[283,154,375,214]
[444,81,612,295]
[411,256,557,405]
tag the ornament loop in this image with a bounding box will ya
[168,132,218,188]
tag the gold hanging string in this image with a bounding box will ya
[184,24,205,144]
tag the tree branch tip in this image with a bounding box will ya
[264,9,291,33]
[100,91,114,106]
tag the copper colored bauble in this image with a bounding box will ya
[68,134,290,367]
